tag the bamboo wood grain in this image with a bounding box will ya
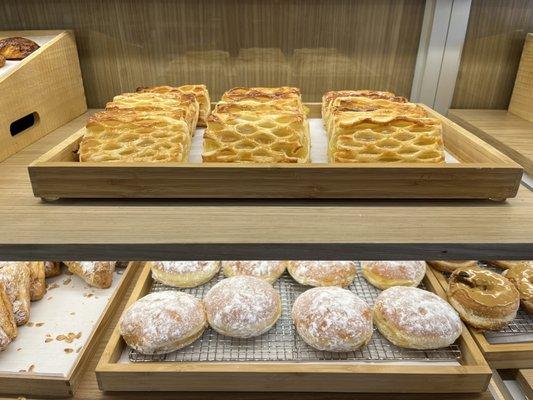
[95,262,490,393]
[27,104,522,200]
[0,30,87,162]
[448,109,533,175]
[509,33,533,122]
[429,266,533,369]
[0,263,136,398]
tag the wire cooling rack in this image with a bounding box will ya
[129,263,461,363]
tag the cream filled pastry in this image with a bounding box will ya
[222,261,287,283]
[361,261,426,290]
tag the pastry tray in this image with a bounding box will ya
[28,104,522,200]
[0,262,136,398]
[96,262,491,393]
[429,263,533,369]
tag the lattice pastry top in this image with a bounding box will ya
[220,86,306,114]
[79,110,191,162]
[329,115,444,163]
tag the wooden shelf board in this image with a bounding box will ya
[0,111,532,260]
[448,109,533,175]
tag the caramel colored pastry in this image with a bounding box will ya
[503,265,533,313]
[27,262,46,301]
[292,286,372,351]
[222,261,287,284]
[447,266,519,330]
[287,261,357,287]
[361,261,426,290]
[137,85,211,127]
[374,286,462,349]
[203,87,309,163]
[427,260,478,273]
[204,276,281,338]
[485,260,533,270]
[0,262,31,326]
[0,282,17,351]
[64,261,115,288]
[44,261,62,278]
[0,54,5,68]
[149,261,220,288]
[79,110,191,162]
[120,291,207,354]
[0,37,39,60]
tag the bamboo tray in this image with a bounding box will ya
[28,104,522,201]
[96,262,491,393]
[0,263,136,398]
[429,265,533,369]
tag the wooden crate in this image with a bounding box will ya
[28,104,522,201]
[509,33,533,123]
[429,266,533,369]
[0,263,136,398]
[95,262,491,393]
[0,30,87,162]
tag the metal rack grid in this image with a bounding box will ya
[129,263,461,363]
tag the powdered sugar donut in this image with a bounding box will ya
[149,261,221,288]
[119,291,207,354]
[203,276,281,338]
[222,261,287,283]
[292,287,372,351]
[374,286,462,349]
[361,261,426,290]
[287,261,357,287]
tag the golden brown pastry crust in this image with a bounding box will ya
[222,260,287,283]
[149,261,220,288]
[0,54,5,68]
[0,281,17,351]
[287,261,357,287]
[427,260,478,273]
[44,261,62,278]
[503,265,533,313]
[64,261,115,288]
[0,37,39,60]
[486,260,533,270]
[361,261,426,290]
[27,262,46,301]
[447,266,519,330]
[0,262,31,326]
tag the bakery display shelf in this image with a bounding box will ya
[429,264,533,369]
[96,262,491,393]
[0,30,86,163]
[517,369,533,399]
[0,262,136,398]
[28,103,522,201]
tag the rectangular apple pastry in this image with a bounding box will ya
[202,87,310,163]
[323,90,445,163]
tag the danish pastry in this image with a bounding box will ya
[292,286,372,351]
[0,37,39,60]
[222,261,287,283]
[361,261,426,290]
[503,265,533,313]
[44,261,62,278]
[427,260,478,273]
[120,291,207,354]
[374,286,462,349]
[220,86,307,114]
[287,261,357,287]
[204,276,281,338]
[486,260,533,270]
[149,261,220,288]
[27,262,46,301]
[64,261,116,288]
[0,282,17,351]
[0,262,31,326]
[447,266,519,330]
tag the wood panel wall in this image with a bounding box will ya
[452,0,533,109]
[0,0,425,107]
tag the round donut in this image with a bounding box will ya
[427,260,478,273]
[203,276,281,338]
[292,287,372,352]
[361,261,426,290]
[373,286,462,349]
[222,261,286,284]
[447,266,519,330]
[287,261,357,287]
[119,291,207,354]
[504,265,533,314]
[486,260,533,270]
[149,261,220,288]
